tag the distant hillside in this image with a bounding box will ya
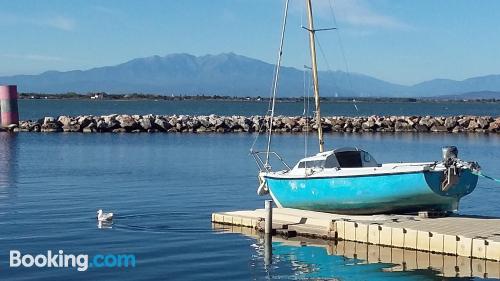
[407,75,500,97]
[1,52,500,98]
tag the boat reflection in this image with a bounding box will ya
[213,223,500,279]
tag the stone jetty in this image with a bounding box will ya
[2,114,499,133]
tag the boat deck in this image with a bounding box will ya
[211,207,500,261]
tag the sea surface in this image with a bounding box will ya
[18,99,500,120]
[0,131,499,280]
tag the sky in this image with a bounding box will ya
[0,0,500,85]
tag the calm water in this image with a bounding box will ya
[0,132,499,280]
[18,99,500,120]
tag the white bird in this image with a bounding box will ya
[97,209,114,222]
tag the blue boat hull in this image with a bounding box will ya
[265,170,478,214]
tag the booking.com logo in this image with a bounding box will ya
[10,250,136,272]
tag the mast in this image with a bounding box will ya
[305,0,325,153]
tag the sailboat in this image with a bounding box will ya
[251,0,480,215]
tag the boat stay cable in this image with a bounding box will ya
[264,0,290,167]
[301,0,310,159]
[329,0,358,111]
[250,0,290,156]
[303,65,312,159]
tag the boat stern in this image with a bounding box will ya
[425,167,479,198]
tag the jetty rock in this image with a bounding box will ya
[12,115,499,134]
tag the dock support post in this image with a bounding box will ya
[0,85,19,128]
[265,200,273,234]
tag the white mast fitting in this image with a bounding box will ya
[305,0,325,153]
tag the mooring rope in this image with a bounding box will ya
[472,171,500,183]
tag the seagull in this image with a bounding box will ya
[97,209,114,222]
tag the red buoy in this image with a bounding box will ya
[0,85,19,127]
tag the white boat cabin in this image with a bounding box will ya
[294,147,380,170]
[262,147,439,179]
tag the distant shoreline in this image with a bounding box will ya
[18,93,500,103]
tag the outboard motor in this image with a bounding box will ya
[441,146,459,191]
[442,146,458,165]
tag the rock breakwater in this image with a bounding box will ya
[2,115,499,133]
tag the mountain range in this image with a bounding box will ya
[1,53,499,98]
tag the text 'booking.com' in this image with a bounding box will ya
[9,250,136,272]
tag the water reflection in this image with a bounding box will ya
[0,133,18,221]
[214,223,499,280]
[97,220,113,229]
[0,133,18,198]
[263,234,272,268]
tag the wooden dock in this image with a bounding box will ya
[212,208,500,262]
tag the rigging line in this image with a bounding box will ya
[250,87,274,151]
[302,3,311,159]
[300,0,303,31]
[250,114,268,152]
[251,0,289,153]
[303,67,307,116]
[265,0,290,166]
[250,95,272,151]
[302,66,313,158]
[251,59,281,151]
[250,73,277,152]
[251,72,278,151]
[304,66,312,157]
[303,66,308,158]
[316,36,333,75]
[268,60,279,112]
[303,66,307,156]
[329,0,355,94]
